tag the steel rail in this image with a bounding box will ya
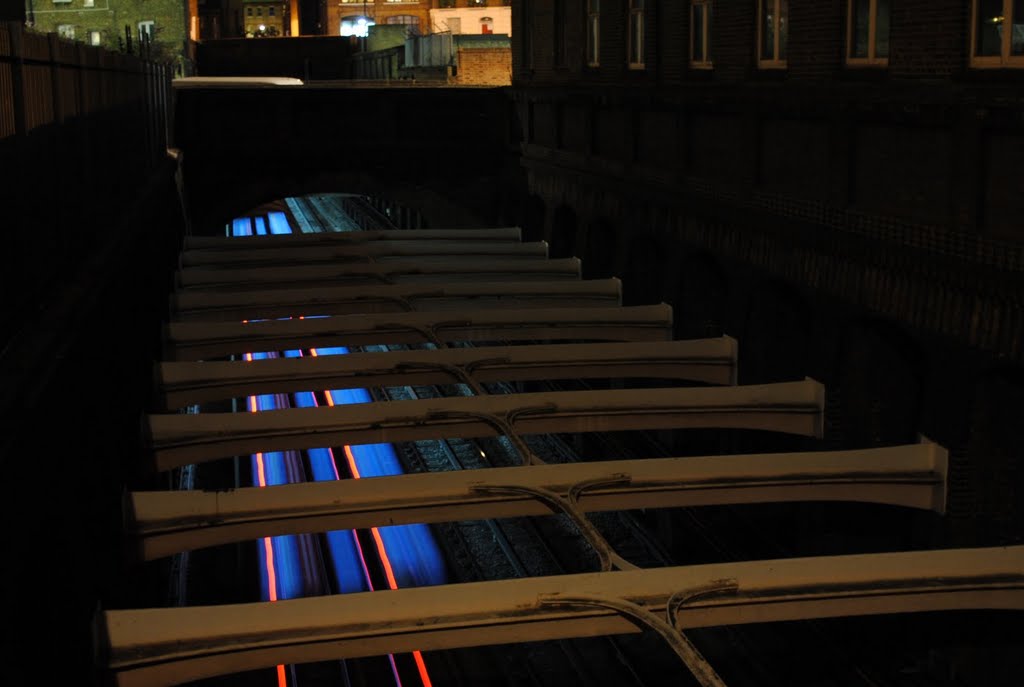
[169,279,624,322]
[184,227,523,250]
[176,257,583,290]
[155,339,737,409]
[179,240,550,268]
[145,379,824,470]
[128,442,945,560]
[96,545,1024,687]
[162,304,674,361]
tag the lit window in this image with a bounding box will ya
[340,15,374,37]
[480,16,494,34]
[586,0,600,67]
[972,0,1024,67]
[758,0,787,67]
[468,0,488,6]
[628,0,644,68]
[89,30,101,45]
[57,24,74,39]
[83,0,94,7]
[385,15,418,25]
[690,0,712,68]
[846,0,890,66]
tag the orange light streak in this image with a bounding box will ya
[245,350,286,687]
[315,347,433,687]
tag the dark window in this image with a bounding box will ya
[553,0,566,66]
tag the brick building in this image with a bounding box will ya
[25,0,188,63]
[430,1,512,35]
[240,0,286,36]
[329,0,432,37]
[509,2,1023,681]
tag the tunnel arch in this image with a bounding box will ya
[549,204,579,259]
[622,235,666,305]
[522,194,547,244]
[740,279,813,386]
[183,166,490,234]
[834,318,925,449]
[674,251,730,342]
[961,368,1024,545]
[581,218,618,279]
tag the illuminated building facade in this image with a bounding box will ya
[330,0,432,37]
[241,0,286,36]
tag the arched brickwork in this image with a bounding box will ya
[962,370,1024,546]
[581,218,618,279]
[522,194,547,243]
[836,320,924,449]
[740,281,813,386]
[674,251,730,341]
[194,170,486,232]
[549,204,579,259]
[623,235,666,306]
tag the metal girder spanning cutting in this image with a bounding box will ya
[179,240,550,268]
[163,304,674,361]
[97,545,1024,687]
[145,379,824,470]
[128,442,948,561]
[184,227,523,250]
[155,338,738,409]
[177,257,583,291]
[170,278,624,322]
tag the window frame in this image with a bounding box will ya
[970,0,1024,68]
[845,0,890,67]
[690,0,712,69]
[138,20,155,41]
[757,0,787,69]
[586,0,601,68]
[627,0,645,69]
[89,29,101,45]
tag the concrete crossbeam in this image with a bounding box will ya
[162,304,674,361]
[184,227,523,250]
[179,240,549,268]
[145,379,824,470]
[129,442,946,560]
[155,338,737,408]
[177,257,582,290]
[170,278,623,322]
[97,545,1024,687]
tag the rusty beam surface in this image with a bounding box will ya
[184,227,523,250]
[97,545,1024,687]
[170,279,623,322]
[179,240,549,268]
[129,442,946,560]
[145,379,823,470]
[155,338,738,409]
[177,257,582,291]
[163,304,674,361]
